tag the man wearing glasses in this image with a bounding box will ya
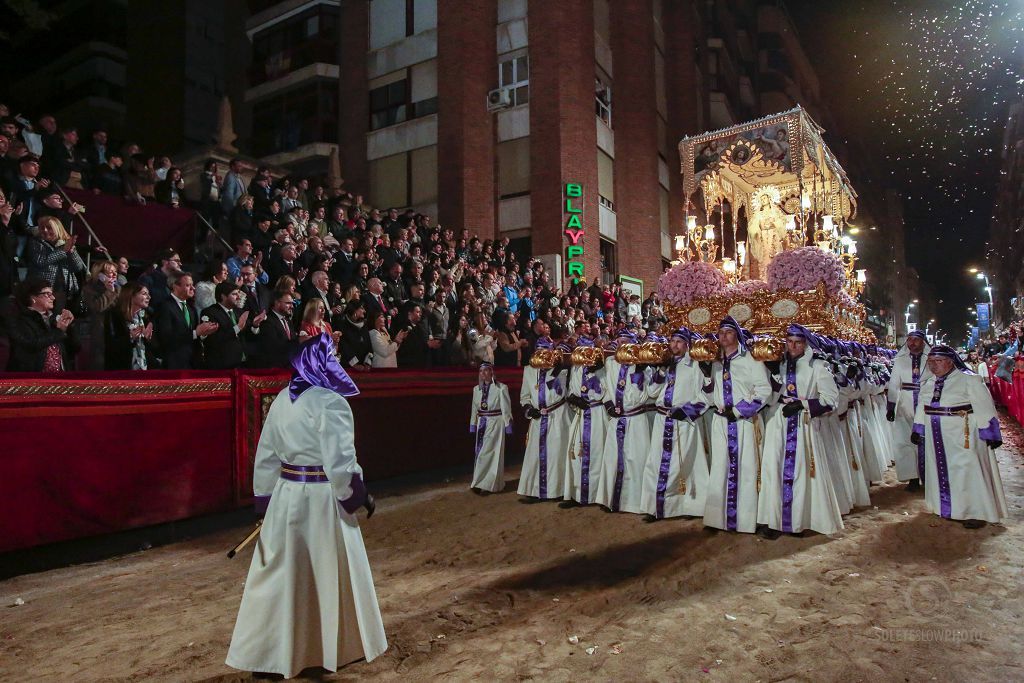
[5,276,77,371]
[139,248,183,311]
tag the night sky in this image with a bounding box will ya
[789,0,1023,342]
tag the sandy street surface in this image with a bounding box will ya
[2,416,1024,683]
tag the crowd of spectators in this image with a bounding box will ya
[0,103,671,373]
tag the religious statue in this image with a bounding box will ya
[745,186,790,280]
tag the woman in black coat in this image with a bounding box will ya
[104,282,155,370]
[5,277,79,372]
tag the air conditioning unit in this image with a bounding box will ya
[486,87,512,112]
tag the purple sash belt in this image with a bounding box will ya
[281,463,329,483]
[923,404,972,416]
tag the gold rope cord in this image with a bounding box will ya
[804,411,816,478]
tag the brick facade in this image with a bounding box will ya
[528,0,602,287]
[610,0,663,292]
[437,0,498,238]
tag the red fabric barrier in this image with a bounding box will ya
[64,188,196,260]
[0,372,235,552]
[0,367,527,552]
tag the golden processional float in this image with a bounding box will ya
[532,106,875,369]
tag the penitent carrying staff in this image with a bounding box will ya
[225,333,386,678]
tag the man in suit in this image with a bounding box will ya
[265,242,302,287]
[337,299,372,370]
[329,237,358,287]
[362,277,388,320]
[249,289,297,368]
[392,302,440,368]
[139,248,182,312]
[381,262,406,314]
[238,264,270,316]
[201,282,264,369]
[154,270,219,369]
[219,158,247,217]
[302,269,342,323]
[42,127,83,186]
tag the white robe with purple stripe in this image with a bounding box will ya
[758,354,844,535]
[594,359,653,513]
[470,382,513,492]
[564,364,608,504]
[887,351,933,481]
[640,355,710,519]
[704,349,772,533]
[518,365,570,499]
[912,369,1008,523]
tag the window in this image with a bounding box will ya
[498,53,529,106]
[251,5,339,85]
[369,153,409,209]
[600,238,618,281]
[498,138,531,197]
[595,75,612,127]
[370,79,408,130]
[597,150,615,207]
[251,81,339,156]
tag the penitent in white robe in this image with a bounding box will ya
[836,378,872,507]
[913,369,1008,523]
[595,359,653,513]
[887,348,933,481]
[704,348,772,533]
[470,381,513,492]
[859,373,891,483]
[640,355,711,519]
[564,364,608,504]
[518,365,571,499]
[226,387,387,678]
[758,354,845,535]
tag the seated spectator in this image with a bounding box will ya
[5,277,78,371]
[195,259,230,312]
[104,282,154,371]
[81,260,120,369]
[154,270,218,369]
[200,282,253,370]
[26,215,86,313]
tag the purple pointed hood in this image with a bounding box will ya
[289,333,360,401]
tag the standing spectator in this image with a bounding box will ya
[43,126,82,185]
[5,277,78,372]
[154,167,185,207]
[194,259,230,312]
[0,188,21,298]
[297,298,336,343]
[80,128,109,174]
[104,282,154,370]
[200,282,253,370]
[337,299,373,370]
[446,313,474,366]
[494,311,527,367]
[199,159,221,233]
[154,270,218,369]
[226,238,267,283]
[369,311,406,368]
[90,152,123,195]
[138,248,181,311]
[10,153,49,227]
[393,303,439,368]
[81,260,120,369]
[220,158,246,217]
[469,310,496,366]
[26,215,86,313]
[250,290,296,368]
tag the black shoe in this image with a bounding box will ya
[905,478,921,492]
[757,526,782,540]
[599,505,614,513]
[642,514,659,523]
[961,519,987,529]
[703,525,720,534]
[518,497,540,504]
[558,500,580,509]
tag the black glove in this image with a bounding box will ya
[363,493,376,519]
[764,360,781,375]
[886,408,895,422]
[782,401,803,418]
[604,401,620,417]
[985,439,1003,450]
[721,408,738,422]
[524,405,540,420]
[699,361,713,379]
[846,365,858,379]
[573,395,590,409]
[910,432,922,446]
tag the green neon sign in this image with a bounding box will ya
[564,183,584,282]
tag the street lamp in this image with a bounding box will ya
[904,301,916,329]
[976,272,994,306]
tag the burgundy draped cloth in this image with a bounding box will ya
[64,188,196,259]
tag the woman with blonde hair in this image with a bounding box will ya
[27,215,86,312]
[299,298,340,346]
[82,260,121,368]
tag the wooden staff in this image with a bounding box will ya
[227,520,263,559]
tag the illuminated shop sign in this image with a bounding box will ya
[563,183,584,281]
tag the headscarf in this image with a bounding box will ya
[928,344,969,372]
[718,315,752,352]
[895,329,932,360]
[671,326,697,344]
[289,333,360,401]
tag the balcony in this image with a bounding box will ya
[250,37,338,87]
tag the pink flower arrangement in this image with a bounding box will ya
[765,247,846,296]
[725,279,769,298]
[835,290,857,308]
[658,261,728,305]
